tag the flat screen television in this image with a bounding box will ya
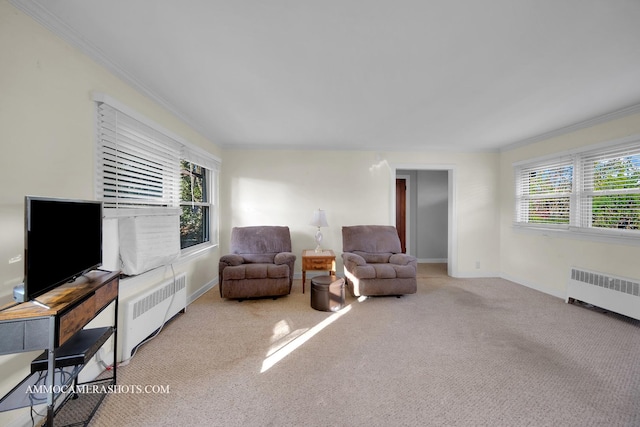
[24,196,103,302]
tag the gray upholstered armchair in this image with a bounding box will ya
[219,226,296,299]
[342,225,417,297]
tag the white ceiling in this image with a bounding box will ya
[13,0,640,151]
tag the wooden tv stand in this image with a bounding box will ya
[0,270,119,427]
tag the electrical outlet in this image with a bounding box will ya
[475,261,480,269]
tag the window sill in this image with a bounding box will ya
[179,242,218,262]
[104,207,181,218]
[512,224,640,247]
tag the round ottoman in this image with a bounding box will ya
[310,275,345,312]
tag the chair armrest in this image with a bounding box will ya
[220,254,245,266]
[274,252,296,265]
[389,253,417,266]
[342,252,367,266]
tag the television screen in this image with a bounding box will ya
[24,196,103,302]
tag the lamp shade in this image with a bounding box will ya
[309,209,328,228]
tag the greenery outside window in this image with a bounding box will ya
[580,146,640,231]
[180,160,210,249]
[515,138,640,239]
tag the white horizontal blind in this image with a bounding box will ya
[96,103,181,208]
[580,143,640,231]
[515,158,573,226]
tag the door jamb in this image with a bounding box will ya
[391,163,457,277]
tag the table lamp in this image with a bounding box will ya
[309,208,328,253]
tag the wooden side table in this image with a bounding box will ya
[301,249,336,293]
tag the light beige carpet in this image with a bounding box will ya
[89,266,640,426]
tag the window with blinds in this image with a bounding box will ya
[580,143,640,231]
[515,159,573,226]
[514,137,640,238]
[96,103,181,208]
[95,94,220,253]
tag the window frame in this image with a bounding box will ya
[179,159,218,253]
[94,93,220,257]
[179,146,220,255]
[513,135,640,243]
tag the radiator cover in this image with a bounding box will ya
[119,273,187,362]
[566,268,640,321]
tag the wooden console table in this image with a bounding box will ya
[0,270,119,427]
[301,249,336,293]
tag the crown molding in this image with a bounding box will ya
[10,0,210,141]
[500,102,640,152]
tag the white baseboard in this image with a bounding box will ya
[189,278,216,304]
[453,271,501,279]
[417,258,447,263]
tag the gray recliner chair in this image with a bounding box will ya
[342,225,417,297]
[219,226,296,299]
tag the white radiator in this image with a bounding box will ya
[119,273,187,362]
[566,268,640,321]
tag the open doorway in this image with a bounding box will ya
[392,165,456,277]
[396,175,409,253]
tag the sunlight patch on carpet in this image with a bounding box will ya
[260,305,352,373]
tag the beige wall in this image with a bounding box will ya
[220,149,501,277]
[0,3,221,424]
[499,112,640,297]
[0,1,222,302]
